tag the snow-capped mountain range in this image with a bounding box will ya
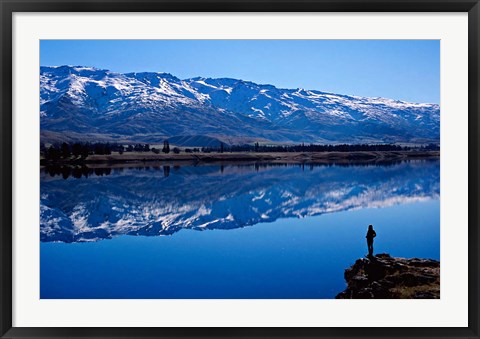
[40,65,440,145]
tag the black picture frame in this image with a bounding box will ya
[1,0,479,338]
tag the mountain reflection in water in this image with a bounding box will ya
[40,160,439,243]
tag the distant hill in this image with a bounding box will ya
[40,65,440,145]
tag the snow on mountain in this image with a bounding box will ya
[40,65,440,144]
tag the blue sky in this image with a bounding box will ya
[41,40,440,104]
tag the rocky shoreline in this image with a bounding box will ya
[336,253,439,299]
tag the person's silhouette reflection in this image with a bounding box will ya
[366,224,377,257]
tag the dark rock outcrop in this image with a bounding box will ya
[336,253,439,299]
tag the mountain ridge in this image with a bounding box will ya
[40,65,440,145]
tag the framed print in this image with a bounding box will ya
[1,0,479,338]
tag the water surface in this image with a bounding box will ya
[40,160,440,298]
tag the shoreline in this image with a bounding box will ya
[336,253,440,299]
[40,150,439,166]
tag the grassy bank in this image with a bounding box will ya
[41,150,439,166]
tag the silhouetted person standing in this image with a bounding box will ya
[366,224,376,257]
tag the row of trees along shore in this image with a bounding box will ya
[40,141,440,161]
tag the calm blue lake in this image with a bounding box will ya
[40,160,440,299]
